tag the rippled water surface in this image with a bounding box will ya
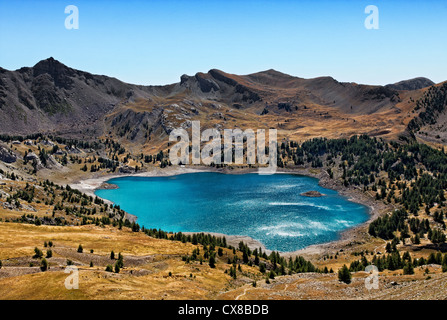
[95,172,369,252]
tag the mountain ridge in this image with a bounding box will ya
[385,77,435,91]
[0,58,442,148]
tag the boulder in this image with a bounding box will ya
[54,149,65,155]
[25,152,39,161]
[0,146,17,163]
[65,145,82,154]
[119,165,134,174]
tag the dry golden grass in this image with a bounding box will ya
[0,259,235,300]
[0,222,261,299]
[0,223,197,258]
[0,218,444,300]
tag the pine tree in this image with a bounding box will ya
[34,247,43,258]
[442,254,447,272]
[243,251,249,264]
[403,262,414,275]
[229,266,237,279]
[115,253,124,269]
[254,254,259,266]
[338,265,352,284]
[40,258,48,271]
[414,234,421,244]
[209,256,216,268]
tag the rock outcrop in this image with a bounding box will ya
[24,152,43,170]
[301,190,325,197]
[0,146,17,163]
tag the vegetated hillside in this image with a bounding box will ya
[2,133,447,299]
[0,58,435,150]
[407,82,447,144]
[385,77,435,91]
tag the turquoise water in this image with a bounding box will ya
[95,172,369,252]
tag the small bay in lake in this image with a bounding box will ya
[95,172,369,252]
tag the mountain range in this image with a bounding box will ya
[0,58,444,150]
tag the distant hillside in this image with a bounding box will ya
[407,82,447,144]
[181,68,402,114]
[386,77,434,91]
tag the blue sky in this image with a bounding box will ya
[0,0,446,85]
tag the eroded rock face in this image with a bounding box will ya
[0,146,17,163]
[65,145,82,154]
[46,155,62,169]
[24,152,44,170]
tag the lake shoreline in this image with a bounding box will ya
[70,165,391,257]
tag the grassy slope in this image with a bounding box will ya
[1,222,446,300]
[0,222,246,300]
